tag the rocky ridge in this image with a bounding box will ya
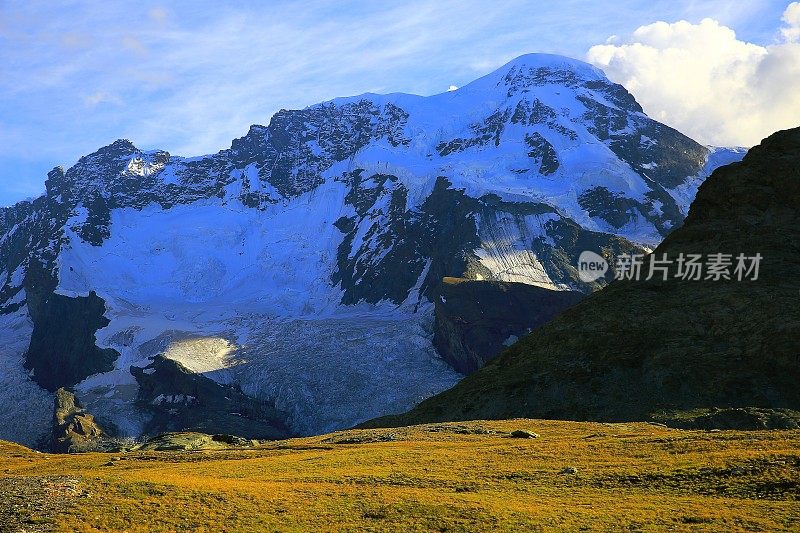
[52,388,104,453]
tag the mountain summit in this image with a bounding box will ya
[0,54,742,447]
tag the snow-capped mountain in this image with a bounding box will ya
[0,54,744,447]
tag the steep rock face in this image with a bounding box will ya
[25,291,119,391]
[131,356,290,440]
[331,174,486,305]
[365,127,800,428]
[52,388,104,453]
[0,54,743,443]
[433,277,584,374]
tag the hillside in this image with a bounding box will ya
[366,127,800,427]
[1,420,798,531]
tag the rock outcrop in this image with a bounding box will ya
[52,388,104,453]
[25,291,119,392]
[433,277,583,373]
[655,408,800,430]
[131,356,290,440]
[134,432,258,451]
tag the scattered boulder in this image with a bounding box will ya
[324,432,398,445]
[509,430,540,439]
[424,424,496,435]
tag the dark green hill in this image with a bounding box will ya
[366,127,800,428]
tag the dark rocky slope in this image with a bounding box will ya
[25,291,119,391]
[131,356,290,440]
[365,127,800,428]
[433,277,584,373]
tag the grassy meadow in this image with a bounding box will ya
[1,419,798,531]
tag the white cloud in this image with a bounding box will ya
[782,2,800,42]
[587,5,800,147]
[84,91,121,106]
[148,6,169,25]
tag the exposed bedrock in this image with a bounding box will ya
[131,356,291,440]
[52,388,104,453]
[433,277,584,374]
[24,290,119,392]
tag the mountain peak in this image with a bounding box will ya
[75,139,140,166]
[450,52,624,106]
[461,52,608,93]
[0,52,746,448]
[101,138,138,155]
[501,53,606,79]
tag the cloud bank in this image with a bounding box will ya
[587,3,800,147]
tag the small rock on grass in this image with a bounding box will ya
[509,430,539,439]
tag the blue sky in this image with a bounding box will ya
[0,0,795,206]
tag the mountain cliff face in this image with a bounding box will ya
[365,128,800,428]
[432,277,584,374]
[0,54,741,446]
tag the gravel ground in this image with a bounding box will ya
[0,476,82,532]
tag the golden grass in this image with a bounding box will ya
[1,419,799,531]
